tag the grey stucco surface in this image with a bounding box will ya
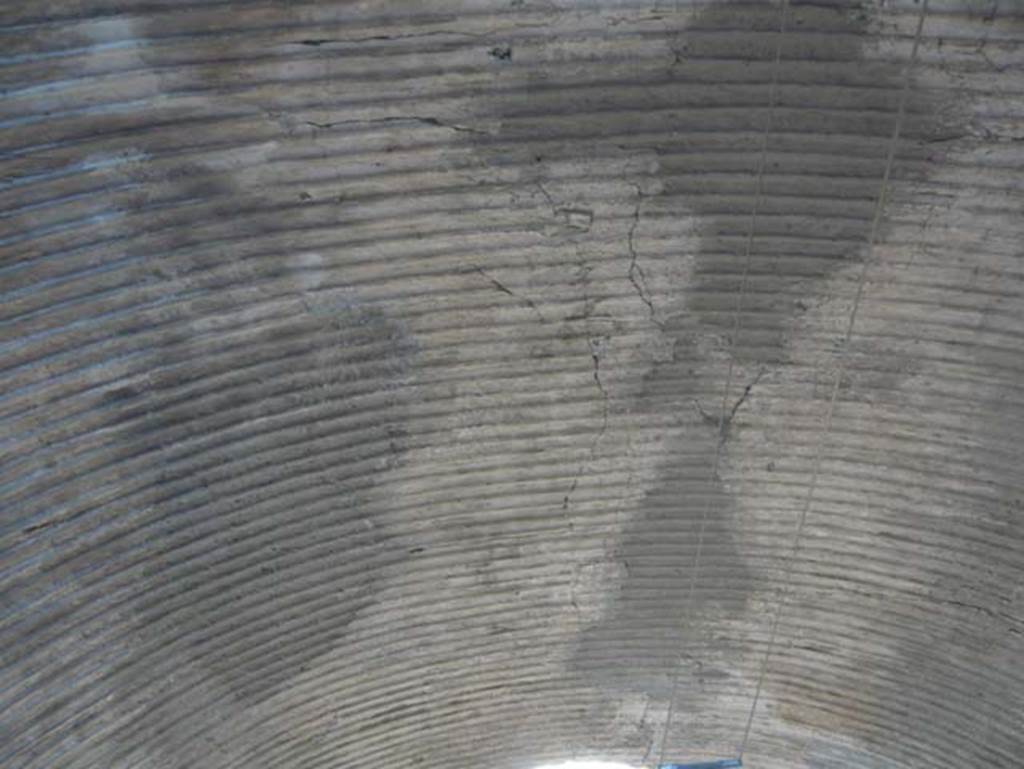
[1,2,1023,769]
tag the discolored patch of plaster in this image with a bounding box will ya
[0,17,421,768]
[463,0,971,760]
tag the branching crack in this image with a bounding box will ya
[974,36,1008,74]
[532,183,592,231]
[535,181,557,215]
[592,346,611,410]
[626,187,663,330]
[473,266,545,322]
[692,398,717,427]
[304,116,487,134]
[562,338,611,512]
[728,367,765,424]
[693,367,766,444]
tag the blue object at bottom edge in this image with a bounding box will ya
[659,759,742,769]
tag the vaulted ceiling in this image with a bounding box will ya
[2,2,1023,768]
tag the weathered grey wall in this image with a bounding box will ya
[2,2,1022,768]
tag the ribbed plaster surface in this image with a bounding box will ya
[2,2,1023,769]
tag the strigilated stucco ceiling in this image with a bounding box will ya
[2,2,1023,768]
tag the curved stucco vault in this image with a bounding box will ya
[2,1,1023,768]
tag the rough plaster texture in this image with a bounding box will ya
[1,1,1023,769]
